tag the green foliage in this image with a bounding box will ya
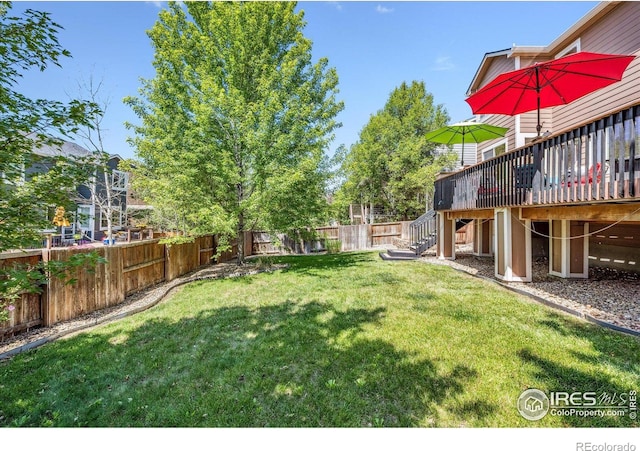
[336,81,456,221]
[158,235,195,247]
[320,232,341,254]
[124,2,344,263]
[0,0,100,250]
[254,255,276,270]
[0,2,102,312]
[324,239,341,254]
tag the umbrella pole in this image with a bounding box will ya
[460,133,465,167]
[536,97,542,137]
[536,66,542,137]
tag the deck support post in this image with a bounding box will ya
[494,208,532,282]
[437,212,456,260]
[549,220,589,278]
[473,219,493,257]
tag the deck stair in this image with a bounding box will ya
[409,210,437,255]
[378,248,421,261]
[379,211,472,261]
[378,210,436,261]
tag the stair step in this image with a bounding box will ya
[386,249,418,257]
[379,251,419,261]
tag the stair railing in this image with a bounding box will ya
[409,209,437,255]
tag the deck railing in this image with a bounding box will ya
[435,104,640,212]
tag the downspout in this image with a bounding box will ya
[514,55,523,147]
[535,65,542,137]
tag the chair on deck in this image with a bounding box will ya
[565,163,602,187]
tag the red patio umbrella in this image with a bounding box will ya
[465,51,635,136]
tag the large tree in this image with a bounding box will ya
[125,2,343,263]
[338,81,455,221]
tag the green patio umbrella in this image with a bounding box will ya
[424,121,508,166]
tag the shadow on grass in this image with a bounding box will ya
[537,312,640,375]
[0,299,483,427]
[521,312,640,427]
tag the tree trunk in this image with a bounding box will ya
[103,168,114,245]
[237,207,245,266]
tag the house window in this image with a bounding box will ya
[40,206,58,233]
[556,39,580,58]
[100,206,123,230]
[482,140,507,161]
[111,170,128,191]
[76,205,92,230]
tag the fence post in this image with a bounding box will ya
[164,244,171,282]
[38,248,48,327]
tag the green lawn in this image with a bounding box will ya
[1,252,638,427]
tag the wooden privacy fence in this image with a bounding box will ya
[0,234,236,338]
[252,222,412,254]
[3,221,413,338]
[0,251,43,336]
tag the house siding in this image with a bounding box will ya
[470,2,640,157]
[476,113,513,161]
[552,2,640,132]
[481,55,515,87]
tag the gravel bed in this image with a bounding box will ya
[421,245,640,335]
[0,261,287,359]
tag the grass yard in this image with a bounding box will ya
[0,252,639,427]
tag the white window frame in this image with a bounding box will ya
[76,205,94,230]
[482,139,508,161]
[556,39,581,59]
[111,170,128,191]
[100,205,123,231]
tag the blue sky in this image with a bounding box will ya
[12,1,599,160]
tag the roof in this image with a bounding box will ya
[32,139,92,158]
[466,48,511,96]
[29,133,121,161]
[466,1,620,95]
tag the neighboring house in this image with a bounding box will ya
[29,137,128,244]
[433,1,640,281]
[435,142,478,171]
[125,172,154,229]
[348,204,396,225]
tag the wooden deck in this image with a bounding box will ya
[435,104,640,214]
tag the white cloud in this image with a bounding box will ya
[328,2,343,11]
[376,5,394,14]
[432,56,455,71]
